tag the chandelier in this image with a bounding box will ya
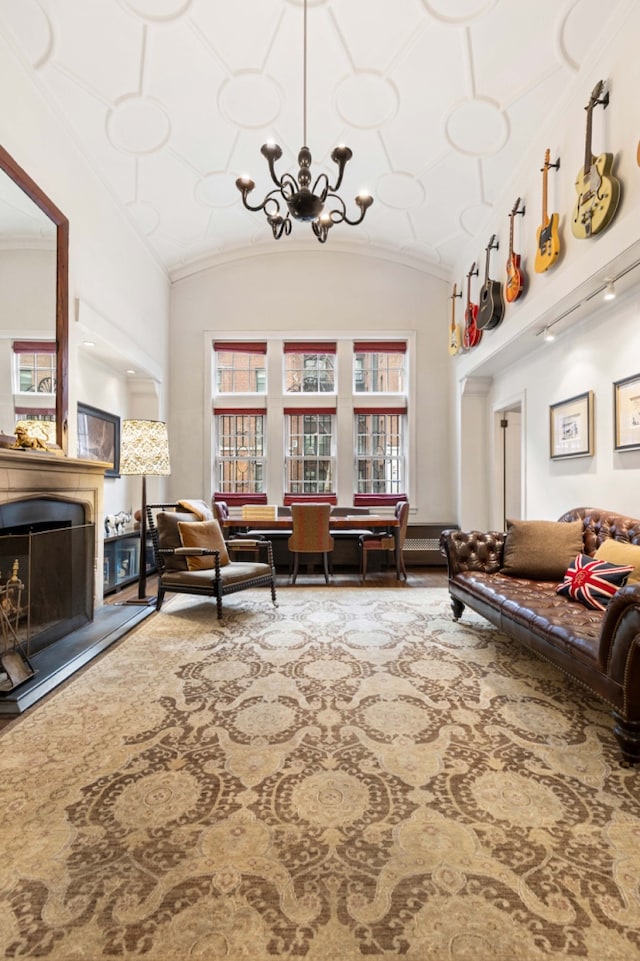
[235,0,373,243]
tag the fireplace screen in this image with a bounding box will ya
[0,523,95,661]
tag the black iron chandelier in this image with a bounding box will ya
[235,0,373,243]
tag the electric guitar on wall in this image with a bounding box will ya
[534,148,560,273]
[448,282,462,356]
[505,197,525,303]
[476,235,504,331]
[463,262,482,349]
[571,80,621,239]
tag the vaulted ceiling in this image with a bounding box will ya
[0,0,628,279]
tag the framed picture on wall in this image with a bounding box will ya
[549,390,594,459]
[614,373,640,451]
[77,403,120,476]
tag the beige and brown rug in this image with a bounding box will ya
[1,588,639,960]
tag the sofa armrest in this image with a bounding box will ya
[439,528,506,577]
[598,584,640,711]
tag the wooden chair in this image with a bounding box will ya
[359,500,409,582]
[146,503,277,618]
[287,503,334,584]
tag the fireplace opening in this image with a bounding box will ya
[0,497,95,658]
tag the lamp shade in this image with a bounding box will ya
[120,419,171,476]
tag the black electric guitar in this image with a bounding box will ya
[476,235,504,331]
[571,80,621,239]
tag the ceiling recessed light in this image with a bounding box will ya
[82,340,96,347]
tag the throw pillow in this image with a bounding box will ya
[501,519,584,580]
[177,520,230,571]
[156,510,200,571]
[556,553,634,611]
[594,539,640,584]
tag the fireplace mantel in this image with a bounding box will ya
[0,448,108,605]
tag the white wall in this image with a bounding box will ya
[170,248,453,523]
[449,2,640,528]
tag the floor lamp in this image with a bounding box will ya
[119,419,171,604]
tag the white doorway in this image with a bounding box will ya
[494,402,523,530]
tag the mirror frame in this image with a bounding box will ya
[0,144,68,452]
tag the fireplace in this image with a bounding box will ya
[0,496,94,655]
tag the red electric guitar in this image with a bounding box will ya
[463,262,482,349]
[505,197,525,303]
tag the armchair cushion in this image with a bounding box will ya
[156,510,200,571]
[177,520,230,570]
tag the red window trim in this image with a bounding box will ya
[13,340,56,353]
[14,407,55,416]
[284,407,337,416]
[214,407,266,416]
[283,493,337,506]
[214,493,267,505]
[354,493,408,507]
[353,341,407,353]
[213,341,267,354]
[283,342,337,354]
[354,407,407,415]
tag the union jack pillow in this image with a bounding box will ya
[556,553,634,611]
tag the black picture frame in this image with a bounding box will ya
[549,390,594,459]
[77,403,120,476]
[613,373,640,451]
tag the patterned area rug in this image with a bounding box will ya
[1,588,639,960]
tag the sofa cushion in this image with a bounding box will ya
[178,519,230,571]
[501,519,583,580]
[594,539,640,584]
[556,553,634,611]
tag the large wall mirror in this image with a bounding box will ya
[0,144,68,452]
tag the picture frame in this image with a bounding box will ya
[549,390,594,459]
[614,373,640,451]
[77,403,120,476]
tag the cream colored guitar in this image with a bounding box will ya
[571,80,620,239]
[448,283,462,356]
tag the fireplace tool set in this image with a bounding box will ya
[0,559,34,691]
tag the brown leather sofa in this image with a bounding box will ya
[439,507,640,765]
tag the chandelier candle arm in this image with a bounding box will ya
[234,0,372,242]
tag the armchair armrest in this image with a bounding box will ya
[439,528,505,577]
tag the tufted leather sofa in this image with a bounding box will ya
[440,508,640,765]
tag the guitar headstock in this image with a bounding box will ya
[586,79,608,111]
[487,234,498,251]
[466,261,478,279]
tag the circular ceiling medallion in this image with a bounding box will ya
[445,98,509,156]
[107,96,171,155]
[196,173,237,209]
[376,173,425,211]
[126,200,160,235]
[335,72,398,129]
[421,0,496,24]
[120,0,192,22]
[460,202,492,236]
[7,0,53,68]
[219,72,282,130]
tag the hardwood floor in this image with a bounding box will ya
[103,566,449,604]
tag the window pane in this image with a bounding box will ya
[355,413,404,493]
[215,350,266,393]
[353,351,405,393]
[215,413,265,493]
[286,412,334,492]
[284,353,335,393]
[16,350,56,394]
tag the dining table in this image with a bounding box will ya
[222,514,400,575]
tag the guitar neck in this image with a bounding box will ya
[583,101,595,175]
[508,212,515,259]
[541,162,548,225]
